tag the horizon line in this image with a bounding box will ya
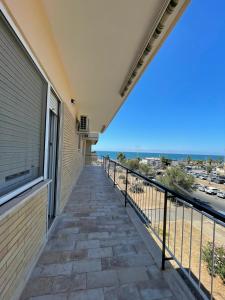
[94,149,225,157]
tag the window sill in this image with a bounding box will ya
[0,180,51,221]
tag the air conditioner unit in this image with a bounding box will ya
[78,115,89,132]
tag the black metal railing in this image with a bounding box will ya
[102,157,225,300]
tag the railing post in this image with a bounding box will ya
[113,162,116,186]
[124,169,128,207]
[162,190,168,270]
[107,160,110,177]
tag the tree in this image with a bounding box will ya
[139,163,156,178]
[186,155,192,164]
[157,166,195,192]
[208,157,213,166]
[160,156,172,169]
[126,159,140,171]
[206,165,213,174]
[117,152,126,163]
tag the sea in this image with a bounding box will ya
[95,151,224,161]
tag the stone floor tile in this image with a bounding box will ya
[112,244,136,257]
[76,240,100,250]
[86,270,118,288]
[69,249,88,261]
[104,284,142,300]
[20,277,53,299]
[88,247,113,259]
[147,265,163,280]
[45,238,75,251]
[68,288,104,300]
[52,273,86,293]
[88,232,109,240]
[32,262,73,278]
[117,267,149,284]
[125,254,154,267]
[101,256,129,270]
[137,279,173,300]
[73,259,101,273]
[30,294,67,300]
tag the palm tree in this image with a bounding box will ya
[208,157,213,166]
[117,152,126,163]
[186,155,192,164]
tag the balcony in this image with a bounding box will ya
[20,165,193,300]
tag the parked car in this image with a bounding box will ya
[210,177,217,183]
[215,178,225,184]
[217,191,225,198]
[205,187,218,195]
[192,183,200,190]
[198,185,206,192]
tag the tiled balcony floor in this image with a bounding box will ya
[20,166,193,300]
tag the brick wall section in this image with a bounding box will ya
[60,104,84,211]
[0,186,48,300]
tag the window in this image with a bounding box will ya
[0,12,47,199]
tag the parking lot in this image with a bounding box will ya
[193,188,225,215]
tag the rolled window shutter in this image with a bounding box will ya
[0,13,47,197]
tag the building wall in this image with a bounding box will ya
[60,105,83,211]
[0,185,48,300]
[0,0,85,214]
[0,2,85,299]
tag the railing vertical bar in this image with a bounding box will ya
[158,191,161,235]
[168,197,172,249]
[113,162,116,186]
[210,221,216,300]
[180,203,185,265]
[154,189,158,231]
[198,214,203,288]
[144,183,147,217]
[188,207,193,277]
[107,160,110,177]
[162,190,168,270]
[173,199,178,256]
[147,186,152,222]
[124,169,128,207]
[151,186,154,226]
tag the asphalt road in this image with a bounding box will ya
[192,190,225,215]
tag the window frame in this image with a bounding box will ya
[0,4,62,206]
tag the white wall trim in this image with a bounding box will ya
[0,177,44,206]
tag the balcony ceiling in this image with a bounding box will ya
[42,0,189,132]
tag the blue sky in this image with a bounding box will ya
[94,0,225,155]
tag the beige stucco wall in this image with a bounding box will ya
[0,185,48,300]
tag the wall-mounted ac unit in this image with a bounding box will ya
[78,115,89,132]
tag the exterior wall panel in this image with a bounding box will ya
[60,105,83,211]
[0,186,48,300]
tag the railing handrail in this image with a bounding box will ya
[104,157,225,224]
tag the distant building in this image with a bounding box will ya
[141,157,161,168]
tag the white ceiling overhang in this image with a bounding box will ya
[42,0,189,132]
